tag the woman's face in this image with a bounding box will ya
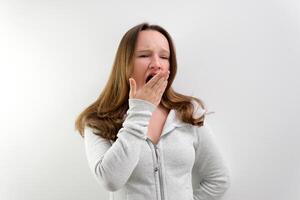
[131,30,170,91]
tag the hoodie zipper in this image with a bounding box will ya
[155,145,165,200]
[148,139,165,200]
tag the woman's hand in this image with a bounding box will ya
[129,71,170,107]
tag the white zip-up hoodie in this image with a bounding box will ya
[84,98,230,200]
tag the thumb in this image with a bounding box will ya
[129,78,136,99]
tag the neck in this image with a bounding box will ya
[155,103,170,115]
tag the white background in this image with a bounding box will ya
[1,0,299,200]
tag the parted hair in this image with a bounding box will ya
[75,22,210,141]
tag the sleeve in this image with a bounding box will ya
[84,98,156,192]
[192,121,231,200]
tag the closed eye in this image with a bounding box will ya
[138,55,169,60]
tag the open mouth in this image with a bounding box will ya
[145,75,154,83]
[146,75,153,83]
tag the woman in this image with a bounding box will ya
[75,22,230,200]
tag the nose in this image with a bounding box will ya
[149,55,162,71]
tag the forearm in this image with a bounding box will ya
[84,99,156,191]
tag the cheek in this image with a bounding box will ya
[132,61,147,80]
[134,59,149,68]
[162,61,170,71]
[166,62,170,69]
[133,60,148,73]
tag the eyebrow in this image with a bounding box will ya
[136,49,170,54]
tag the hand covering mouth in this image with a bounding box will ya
[145,71,160,83]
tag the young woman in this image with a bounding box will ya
[75,22,230,200]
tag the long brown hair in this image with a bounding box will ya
[75,22,211,141]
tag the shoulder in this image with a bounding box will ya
[189,118,216,148]
[83,127,114,145]
[190,99,207,118]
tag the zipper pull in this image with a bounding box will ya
[154,166,159,172]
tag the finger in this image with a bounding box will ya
[152,75,166,91]
[154,81,167,100]
[163,70,169,80]
[166,71,170,80]
[129,78,136,98]
[129,78,133,98]
[152,71,168,91]
[160,80,168,94]
[158,84,166,99]
[131,78,136,97]
[152,71,169,90]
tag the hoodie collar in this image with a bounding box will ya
[161,105,207,137]
[161,109,189,137]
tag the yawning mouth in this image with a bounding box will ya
[145,75,154,83]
